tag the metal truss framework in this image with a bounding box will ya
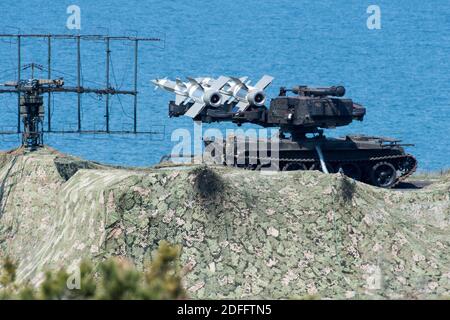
[0,33,163,135]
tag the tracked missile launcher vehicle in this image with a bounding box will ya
[162,78,417,188]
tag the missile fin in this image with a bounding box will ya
[175,94,186,105]
[230,77,248,89]
[175,78,185,86]
[185,102,206,118]
[254,75,274,90]
[182,97,193,105]
[208,76,230,91]
[236,100,249,111]
[186,77,202,87]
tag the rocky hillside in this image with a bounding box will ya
[0,147,449,299]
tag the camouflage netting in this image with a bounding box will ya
[0,147,449,299]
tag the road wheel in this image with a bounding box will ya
[282,162,308,171]
[370,162,397,188]
[398,156,416,174]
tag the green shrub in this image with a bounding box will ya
[0,241,186,300]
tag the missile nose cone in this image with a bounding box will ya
[151,79,163,91]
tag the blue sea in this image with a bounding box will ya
[0,0,448,171]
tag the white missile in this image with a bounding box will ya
[230,75,274,111]
[151,76,230,118]
[200,75,274,111]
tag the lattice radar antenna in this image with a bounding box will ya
[0,34,162,149]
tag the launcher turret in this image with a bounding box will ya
[161,76,365,136]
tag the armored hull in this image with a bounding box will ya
[204,134,417,188]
